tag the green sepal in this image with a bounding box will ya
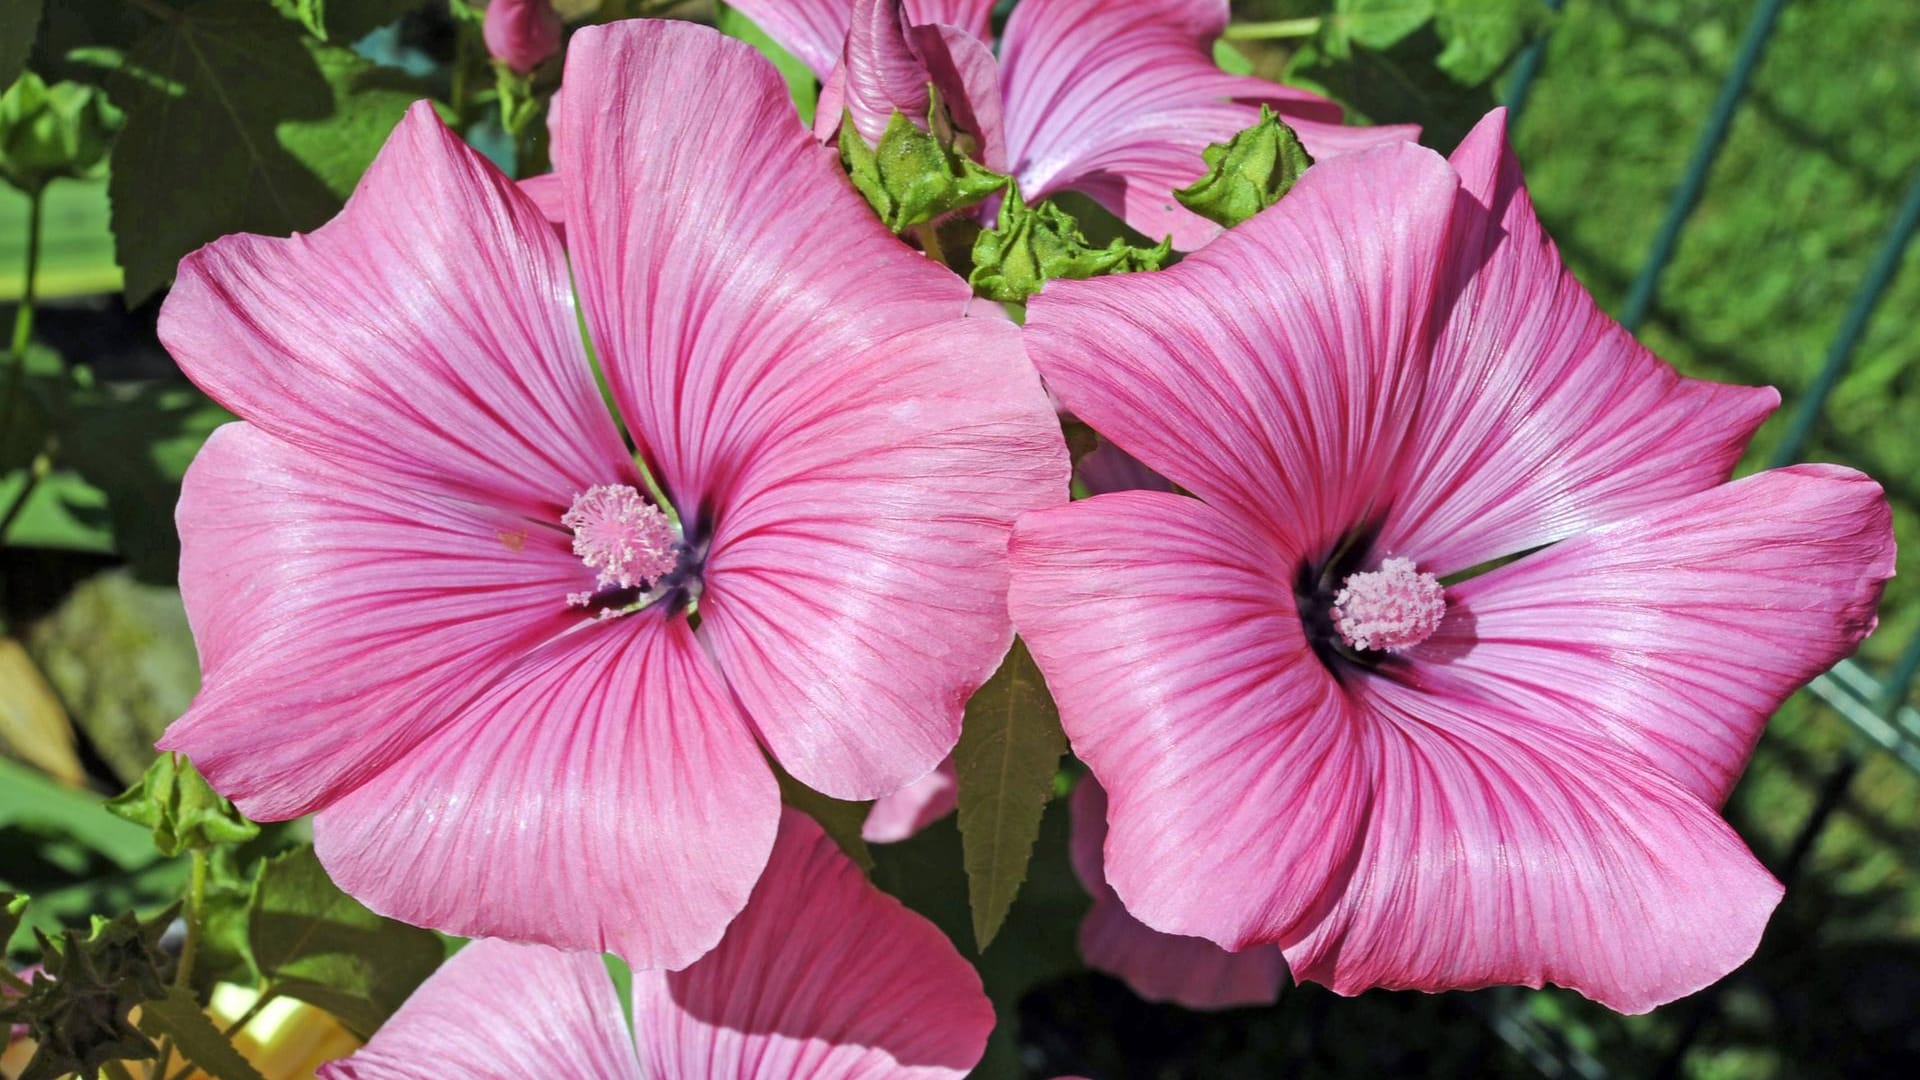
[968,186,1172,303]
[0,907,176,1080]
[0,71,122,197]
[839,104,1007,234]
[1173,104,1314,229]
[107,751,261,858]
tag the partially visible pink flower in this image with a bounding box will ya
[484,0,564,73]
[1007,109,1896,1013]
[158,21,1064,971]
[1071,780,1286,1010]
[319,810,995,1079]
[864,757,958,842]
[733,0,1416,248]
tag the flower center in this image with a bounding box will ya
[561,484,679,604]
[1330,557,1446,653]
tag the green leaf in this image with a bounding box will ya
[279,41,446,200]
[1175,104,1315,229]
[952,638,1067,950]
[247,845,444,1038]
[773,763,874,874]
[1,891,25,945]
[968,186,1171,303]
[106,752,259,857]
[0,908,172,1080]
[107,0,388,303]
[0,756,161,871]
[272,0,426,43]
[270,0,327,39]
[0,71,122,196]
[716,2,818,126]
[840,107,1007,233]
[1433,0,1548,85]
[135,984,268,1080]
[192,846,260,991]
[0,1,41,92]
[1324,0,1436,56]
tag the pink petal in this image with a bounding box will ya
[633,808,994,1078]
[1070,781,1287,1010]
[1374,109,1779,572]
[1286,673,1784,1015]
[998,0,1413,248]
[907,22,1008,171]
[730,0,996,77]
[1426,464,1894,806]
[862,757,958,843]
[318,940,641,1080]
[557,21,1066,800]
[158,102,628,521]
[1024,142,1455,561]
[516,172,566,233]
[313,611,778,971]
[161,423,591,820]
[839,0,933,146]
[1008,492,1370,949]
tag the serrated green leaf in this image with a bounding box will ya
[134,984,267,1080]
[1175,104,1314,229]
[106,0,379,303]
[0,1,41,92]
[1433,0,1547,85]
[106,752,259,857]
[968,186,1171,303]
[247,845,443,1038]
[773,763,874,874]
[953,639,1066,950]
[840,107,1007,233]
[717,2,817,126]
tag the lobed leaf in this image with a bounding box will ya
[134,985,267,1080]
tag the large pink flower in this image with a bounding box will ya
[730,0,1415,249]
[157,20,1065,971]
[1006,109,1897,1013]
[320,810,996,1079]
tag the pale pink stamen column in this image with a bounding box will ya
[561,483,678,606]
[1331,556,1447,652]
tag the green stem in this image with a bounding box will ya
[151,844,209,1080]
[915,223,948,268]
[9,186,41,358]
[1223,17,1323,41]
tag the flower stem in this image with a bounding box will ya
[151,844,209,1080]
[1223,17,1323,41]
[9,186,41,359]
[220,984,280,1039]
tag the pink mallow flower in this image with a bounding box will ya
[156,20,1065,972]
[729,0,1415,249]
[484,0,564,74]
[320,810,995,1079]
[1071,779,1286,1010]
[1005,108,1897,1013]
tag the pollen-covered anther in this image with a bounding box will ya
[1331,556,1447,653]
[561,484,679,593]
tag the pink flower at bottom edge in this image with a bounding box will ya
[157,19,1065,973]
[319,810,995,1080]
[1008,109,1896,1013]
[1071,780,1286,1010]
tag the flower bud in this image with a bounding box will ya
[483,0,564,75]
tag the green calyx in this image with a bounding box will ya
[968,185,1172,303]
[0,72,123,197]
[107,751,261,858]
[0,909,175,1080]
[838,96,1007,234]
[1174,104,1315,229]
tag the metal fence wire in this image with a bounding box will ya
[1500,0,1920,1073]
